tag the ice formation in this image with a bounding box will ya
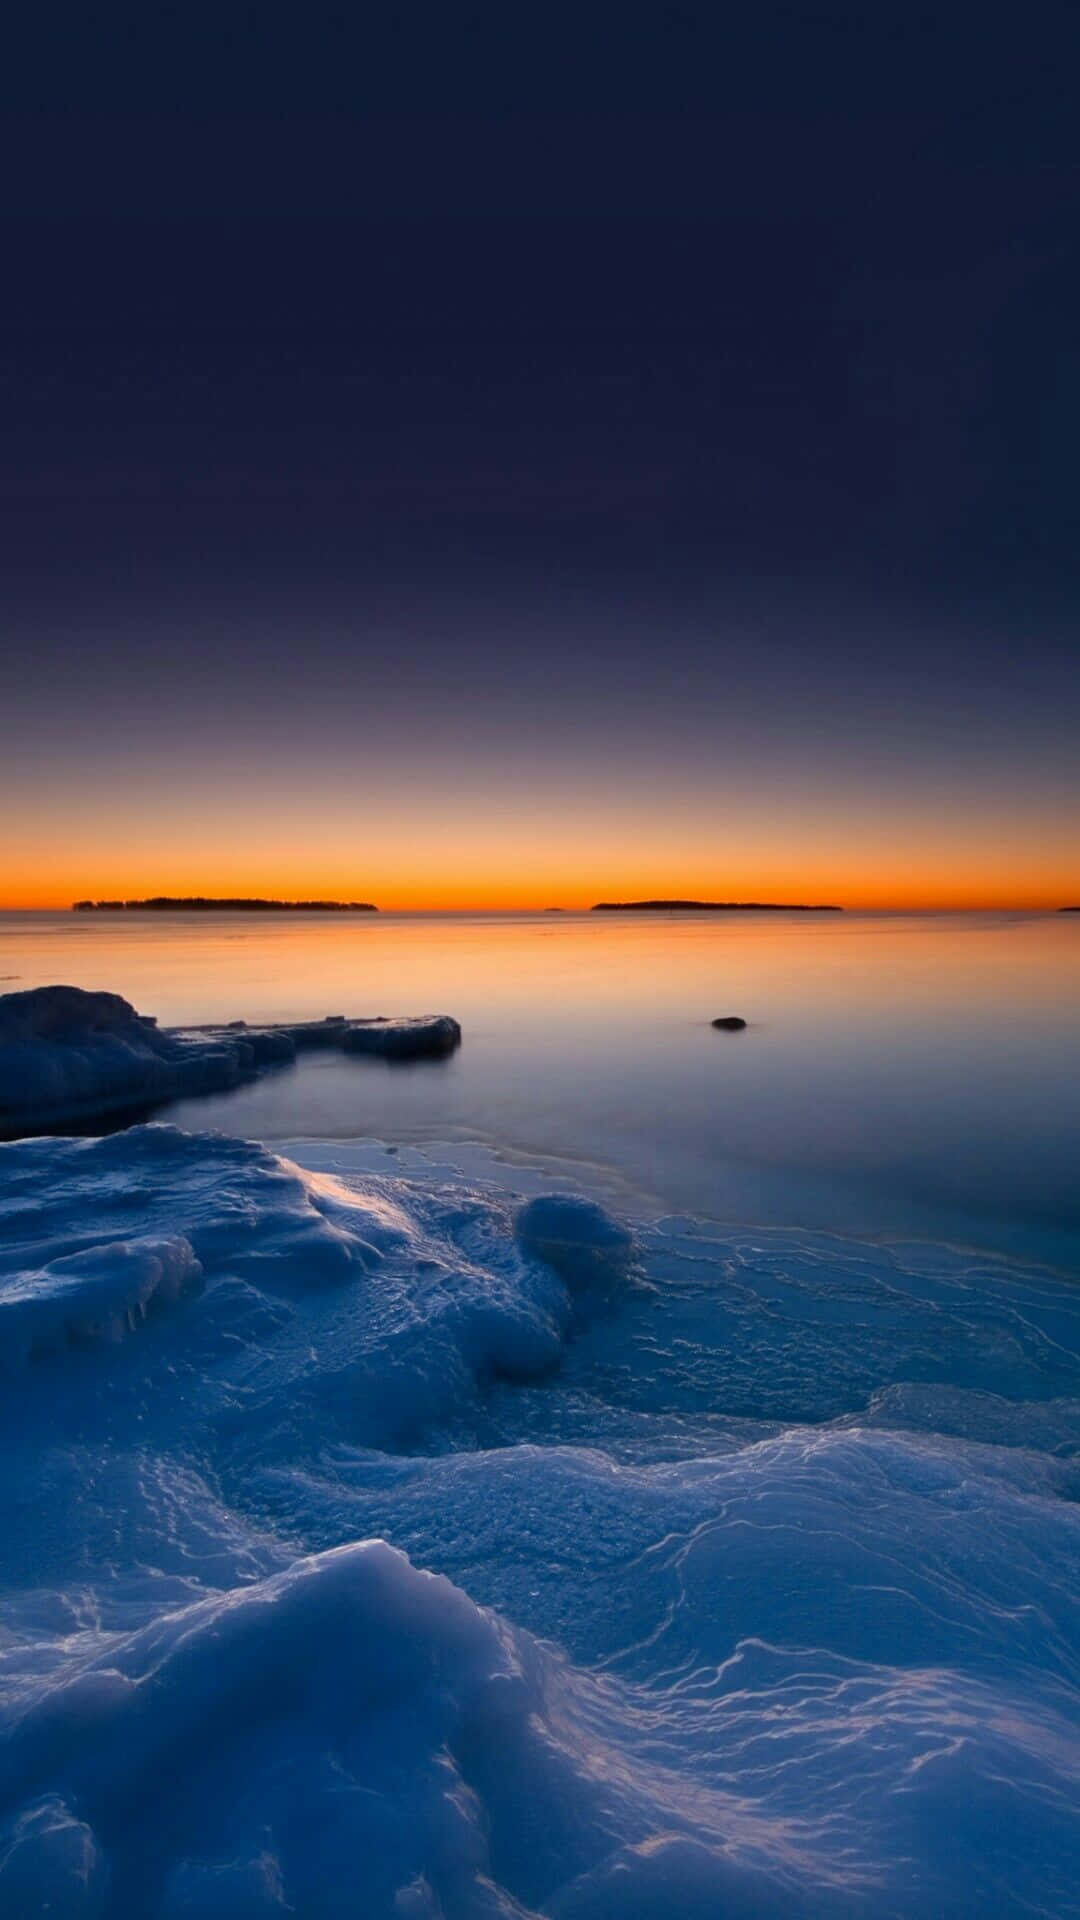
[0,986,461,1134]
[0,1124,1079,1915]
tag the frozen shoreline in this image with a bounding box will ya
[1,1121,1078,1914]
[0,985,461,1137]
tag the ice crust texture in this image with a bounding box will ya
[1,1125,1079,1916]
[0,986,461,1134]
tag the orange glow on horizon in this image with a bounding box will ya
[2,857,1076,915]
[5,685,1077,916]
[3,763,1077,916]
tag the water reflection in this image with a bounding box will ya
[2,910,1078,1267]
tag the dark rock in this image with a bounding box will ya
[711,1016,747,1031]
[0,987,462,1136]
[342,1015,462,1060]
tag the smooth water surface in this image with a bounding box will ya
[2,909,1078,1267]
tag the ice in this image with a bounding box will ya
[514,1194,634,1284]
[0,986,461,1134]
[1,1125,1079,1915]
[0,1797,108,1916]
[0,1235,201,1369]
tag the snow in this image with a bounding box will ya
[514,1194,633,1283]
[0,1235,201,1369]
[1,1124,1079,1916]
[0,986,462,1134]
[0,1797,108,1916]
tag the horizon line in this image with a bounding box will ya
[2,900,1079,916]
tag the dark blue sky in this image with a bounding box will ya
[2,8,1078,903]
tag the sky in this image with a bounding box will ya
[1,9,1078,909]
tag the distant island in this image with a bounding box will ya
[1061,906,1080,912]
[72,897,378,913]
[591,899,842,912]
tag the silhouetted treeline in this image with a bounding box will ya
[591,899,842,912]
[72,898,378,912]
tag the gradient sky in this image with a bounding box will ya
[2,10,1078,908]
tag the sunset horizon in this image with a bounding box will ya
[4,883,1079,913]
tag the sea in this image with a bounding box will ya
[3,906,1078,1267]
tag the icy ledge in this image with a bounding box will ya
[0,985,461,1136]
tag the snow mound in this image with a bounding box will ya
[0,1539,874,1919]
[0,1126,1079,1915]
[515,1194,634,1284]
[5,1520,1078,1917]
[0,1127,578,1444]
[0,986,461,1134]
[0,1236,200,1369]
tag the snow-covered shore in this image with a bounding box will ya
[1,1121,1078,1915]
[0,985,461,1136]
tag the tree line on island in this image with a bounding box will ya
[73,897,841,914]
[69,900,1080,915]
[591,899,842,911]
[72,898,378,912]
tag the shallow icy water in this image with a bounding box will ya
[2,908,1079,1268]
[1,1125,1080,1916]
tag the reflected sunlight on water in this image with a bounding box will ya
[2,909,1078,1267]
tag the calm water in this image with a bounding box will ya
[2,908,1078,1268]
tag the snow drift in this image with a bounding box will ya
[1,1125,1079,1916]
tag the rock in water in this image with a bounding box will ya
[342,1014,461,1059]
[711,1015,747,1031]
